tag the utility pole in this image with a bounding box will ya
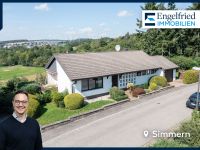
[193,67,200,110]
[198,32,199,57]
[197,72,200,110]
[181,34,183,55]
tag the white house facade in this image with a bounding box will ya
[46,51,178,98]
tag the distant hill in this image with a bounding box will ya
[0,39,28,44]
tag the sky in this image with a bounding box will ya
[0,3,192,41]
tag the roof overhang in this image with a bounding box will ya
[45,56,55,69]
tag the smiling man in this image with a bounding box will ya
[0,90,43,150]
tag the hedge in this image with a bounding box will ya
[64,93,84,110]
[109,87,125,100]
[183,70,199,84]
[6,77,29,92]
[51,91,64,107]
[27,94,41,118]
[20,83,41,95]
[136,83,149,89]
[36,90,52,105]
[149,76,167,87]
[148,82,158,92]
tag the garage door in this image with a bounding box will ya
[165,69,173,82]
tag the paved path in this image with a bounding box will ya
[43,84,196,147]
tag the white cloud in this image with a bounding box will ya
[18,26,28,31]
[56,25,64,28]
[79,27,93,34]
[65,30,78,36]
[34,3,49,11]
[65,27,93,38]
[104,28,111,32]
[99,22,106,27]
[117,10,132,17]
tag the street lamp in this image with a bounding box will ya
[192,67,200,110]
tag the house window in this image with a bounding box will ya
[81,77,103,91]
[96,77,103,88]
[119,72,136,88]
[89,78,96,90]
[141,71,147,75]
[82,79,88,91]
[147,70,150,75]
[151,69,157,74]
[137,71,141,76]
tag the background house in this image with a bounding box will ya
[45,51,178,98]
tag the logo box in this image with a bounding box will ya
[0,3,2,30]
[142,10,200,29]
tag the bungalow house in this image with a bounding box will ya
[45,51,178,98]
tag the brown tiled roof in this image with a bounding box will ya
[152,56,178,70]
[46,51,178,80]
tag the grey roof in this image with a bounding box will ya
[152,56,178,70]
[46,51,178,80]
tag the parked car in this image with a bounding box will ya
[186,92,200,109]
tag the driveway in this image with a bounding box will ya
[43,83,196,147]
[169,79,185,87]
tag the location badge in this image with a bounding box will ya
[144,130,149,138]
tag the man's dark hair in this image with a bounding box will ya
[13,90,29,101]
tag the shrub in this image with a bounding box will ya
[64,93,84,110]
[0,86,10,96]
[194,57,200,67]
[51,91,64,107]
[16,81,34,91]
[174,110,200,146]
[58,101,65,108]
[191,109,200,122]
[35,73,46,84]
[109,87,125,100]
[127,83,135,91]
[20,83,41,95]
[149,76,167,87]
[51,91,68,107]
[148,82,158,92]
[62,89,69,96]
[45,85,58,92]
[132,87,145,97]
[6,77,28,92]
[183,70,199,84]
[136,83,149,89]
[152,139,188,147]
[36,90,52,105]
[27,94,41,118]
[6,80,16,92]
[114,95,128,101]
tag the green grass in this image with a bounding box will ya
[0,65,45,81]
[152,139,188,147]
[37,100,115,125]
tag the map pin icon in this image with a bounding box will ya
[144,130,149,137]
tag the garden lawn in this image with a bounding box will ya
[0,65,45,81]
[37,100,115,125]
